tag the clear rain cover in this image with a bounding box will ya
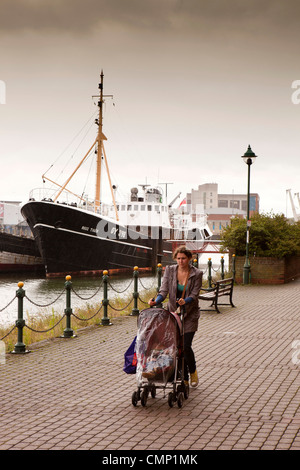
[136,308,181,385]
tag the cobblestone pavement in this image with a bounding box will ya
[0,279,300,452]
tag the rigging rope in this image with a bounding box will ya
[43,109,98,182]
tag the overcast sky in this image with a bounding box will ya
[0,0,300,218]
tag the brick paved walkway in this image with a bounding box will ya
[0,280,300,451]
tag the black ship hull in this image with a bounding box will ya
[21,200,174,277]
[0,232,44,273]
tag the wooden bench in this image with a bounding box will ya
[199,278,235,314]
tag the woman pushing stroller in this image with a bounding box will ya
[149,245,203,388]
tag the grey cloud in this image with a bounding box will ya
[0,0,173,33]
[0,0,300,35]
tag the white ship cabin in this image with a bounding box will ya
[109,187,171,228]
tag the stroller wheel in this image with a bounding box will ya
[184,384,189,399]
[168,392,175,408]
[141,389,148,407]
[132,391,139,407]
[177,392,184,408]
[150,385,156,398]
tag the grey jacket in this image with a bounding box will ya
[158,264,203,333]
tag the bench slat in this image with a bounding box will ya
[199,278,235,314]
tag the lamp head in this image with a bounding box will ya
[242,145,258,165]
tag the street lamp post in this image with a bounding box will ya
[241,145,258,284]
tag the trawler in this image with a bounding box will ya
[21,72,211,277]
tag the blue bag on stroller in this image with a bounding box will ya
[123,336,137,374]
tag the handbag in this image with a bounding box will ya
[123,336,137,374]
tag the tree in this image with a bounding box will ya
[220,212,300,258]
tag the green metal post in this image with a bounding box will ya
[241,145,258,285]
[12,282,29,354]
[232,254,236,283]
[243,159,251,284]
[101,270,111,325]
[156,263,162,308]
[157,263,162,291]
[220,256,225,280]
[131,266,139,316]
[62,275,75,338]
[208,258,212,289]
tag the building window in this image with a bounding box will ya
[218,200,228,208]
[242,200,247,211]
[230,200,240,209]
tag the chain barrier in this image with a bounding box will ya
[0,324,16,340]
[108,298,133,312]
[200,266,208,275]
[0,256,233,353]
[138,276,157,291]
[211,266,221,272]
[71,281,103,300]
[138,295,150,305]
[25,290,65,308]
[107,278,133,294]
[0,267,160,349]
[0,296,16,312]
[25,314,66,334]
[72,303,103,321]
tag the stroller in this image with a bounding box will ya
[131,307,189,408]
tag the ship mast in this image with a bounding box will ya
[95,71,119,220]
[95,71,105,209]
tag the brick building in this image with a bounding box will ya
[186,183,260,236]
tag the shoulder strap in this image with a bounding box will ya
[181,270,190,299]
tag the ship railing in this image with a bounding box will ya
[27,188,116,217]
[28,187,89,206]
